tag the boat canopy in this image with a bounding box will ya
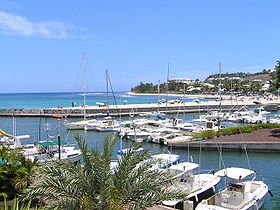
[38,141,67,147]
[215,167,255,180]
[0,130,14,138]
[117,147,144,156]
[169,162,199,172]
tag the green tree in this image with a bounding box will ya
[23,135,183,209]
[273,60,280,90]
[0,146,38,201]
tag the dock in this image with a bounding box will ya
[169,128,280,152]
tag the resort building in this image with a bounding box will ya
[169,78,194,84]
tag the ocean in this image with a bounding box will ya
[0,92,214,109]
[0,92,279,209]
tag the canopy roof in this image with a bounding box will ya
[169,162,199,172]
[117,147,144,156]
[215,167,255,180]
[38,141,67,147]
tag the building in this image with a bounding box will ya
[169,78,194,84]
[206,76,243,82]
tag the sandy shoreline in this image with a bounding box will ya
[127,91,228,99]
[60,93,280,110]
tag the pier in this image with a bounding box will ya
[169,128,280,152]
[0,99,279,118]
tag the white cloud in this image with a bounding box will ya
[0,10,73,38]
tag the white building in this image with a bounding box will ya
[169,78,194,84]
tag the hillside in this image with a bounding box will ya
[243,72,275,81]
[205,69,275,82]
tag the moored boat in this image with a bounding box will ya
[196,167,269,210]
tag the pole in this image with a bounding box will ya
[82,53,88,121]
[57,119,61,159]
[157,80,160,113]
[165,63,170,115]
[106,70,110,116]
[183,82,186,116]
[218,62,222,132]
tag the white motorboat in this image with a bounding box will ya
[23,140,82,164]
[111,148,180,172]
[196,167,269,210]
[165,118,200,132]
[150,153,180,170]
[162,162,221,209]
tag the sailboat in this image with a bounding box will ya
[0,118,82,164]
[25,116,82,164]
[64,53,96,130]
[85,70,121,132]
[195,60,270,209]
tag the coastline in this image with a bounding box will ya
[127,91,228,99]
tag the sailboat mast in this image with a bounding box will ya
[82,53,88,121]
[157,80,160,113]
[106,70,109,116]
[219,62,222,110]
[12,110,16,138]
[165,63,170,115]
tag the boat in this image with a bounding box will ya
[161,162,221,209]
[196,167,269,210]
[24,140,82,164]
[1,130,82,164]
[112,148,180,172]
[64,53,93,130]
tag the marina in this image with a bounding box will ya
[0,114,279,209]
[1,92,280,209]
[1,0,280,208]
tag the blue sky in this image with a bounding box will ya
[0,0,279,93]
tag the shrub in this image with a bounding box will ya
[201,130,216,139]
[193,123,280,140]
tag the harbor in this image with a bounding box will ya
[1,0,280,207]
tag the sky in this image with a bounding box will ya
[0,0,280,93]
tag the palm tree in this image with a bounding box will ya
[0,146,38,201]
[23,135,184,209]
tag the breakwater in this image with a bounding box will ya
[0,102,279,118]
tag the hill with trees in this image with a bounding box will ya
[131,61,280,94]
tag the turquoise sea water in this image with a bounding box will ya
[0,92,279,209]
[0,92,214,109]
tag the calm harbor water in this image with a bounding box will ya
[0,114,279,209]
[0,92,214,109]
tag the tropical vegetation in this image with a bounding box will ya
[131,62,280,94]
[192,123,280,140]
[0,146,37,202]
[1,198,35,210]
[22,135,184,209]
